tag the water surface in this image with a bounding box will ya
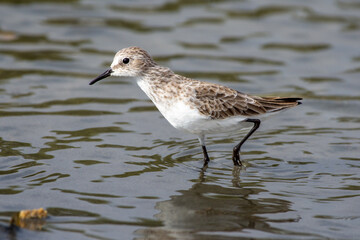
[0,0,359,239]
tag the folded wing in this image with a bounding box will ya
[190,82,302,119]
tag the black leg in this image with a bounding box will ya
[202,145,210,168]
[232,119,261,166]
[198,135,210,169]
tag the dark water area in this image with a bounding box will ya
[0,0,359,239]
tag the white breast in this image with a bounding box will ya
[137,77,205,131]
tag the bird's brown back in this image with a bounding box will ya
[190,82,302,119]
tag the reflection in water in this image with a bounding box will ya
[135,169,299,240]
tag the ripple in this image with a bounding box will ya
[105,18,171,32]
[181,17,224,26]
[262,42,331,52]
[0,188,22,195]
[29,173,70,186]
[0,33,89,46]
[336,117,360,123]
[109,0,229,13]
[47,208,99,218]
[177,70,279,83]
[19,98,139,109]
[303,9,360,26]
[0,110,118,117]
[220,32,268,44]
[345,66,360,73]
[53,126,132,140]
[73,160,109,166]
[0,68,92,81]
[78,198,109,205]
[53,188,122,198]
[226,5,304,19]
[0,49,72,61]
[178,42,219,49]
[154,54,284,66]
[0,138,32,158]
[302,77,342,83]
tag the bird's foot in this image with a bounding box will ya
[232,152,242,166]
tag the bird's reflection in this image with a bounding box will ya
[135,165,293,239]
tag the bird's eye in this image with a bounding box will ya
[122,58,130,64]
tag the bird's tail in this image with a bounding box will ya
[254,96,302,113]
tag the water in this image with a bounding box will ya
[0,0,359,239]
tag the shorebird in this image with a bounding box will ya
[90,47,302,168]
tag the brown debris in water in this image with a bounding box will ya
[10,208,48,230]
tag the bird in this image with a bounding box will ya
[89,46,302,168]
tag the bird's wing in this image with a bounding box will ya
[190,82,267,119]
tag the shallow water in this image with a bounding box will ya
[0,0,359,239]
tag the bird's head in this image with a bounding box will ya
[89,46,156,85]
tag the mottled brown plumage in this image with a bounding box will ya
[192,83,301,119]
[191,82,300,119]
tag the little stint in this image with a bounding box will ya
[90,46,302,168]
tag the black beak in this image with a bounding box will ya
[89,68,113,85]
